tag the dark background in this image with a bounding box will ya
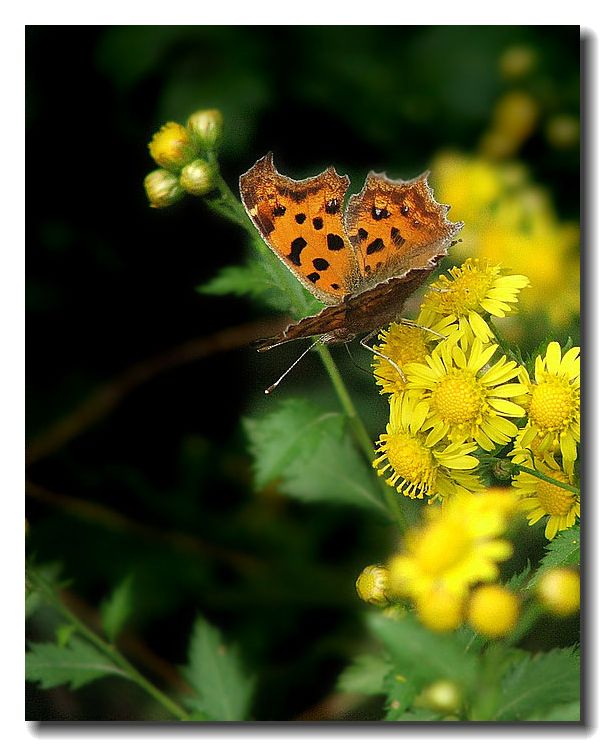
[26,26,580,720]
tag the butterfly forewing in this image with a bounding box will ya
[239,153,362,305]
[345,171,463,285]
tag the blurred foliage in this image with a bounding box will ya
[26,26,579,721]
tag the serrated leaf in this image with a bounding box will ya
[505,560,533,591]
[56,624,76,648]
[25,561,63,619]
[100,575,135,642]
[492,647,580,721]
[539,526,580,569]
[244,399,386,515]
[181,616,254,721]
[26,638,128,690]
[368,613,479,694]
[337,653,391,696]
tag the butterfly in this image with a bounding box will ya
[239,153,462,373]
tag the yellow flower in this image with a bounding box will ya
[537,568,580,616]
[512,451,579,540]
[418,258,530,346]
[405,338,527,451]
[372,323,433,395]
[415,588,464,632]
[373,392,481,501]
[518,342,580,474]
[467,584,520,638]
[386,491,513,601]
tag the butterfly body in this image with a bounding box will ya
[239,153,462,351]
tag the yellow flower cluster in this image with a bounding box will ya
[430,152,579,330]
[373,259,581,542]
[373,258,529,504]
[385,488,521,635]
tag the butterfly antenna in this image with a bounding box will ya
[359,331,406,385]
[397,318,447,340]
[264,338,321,395]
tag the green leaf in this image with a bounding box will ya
[527,700,581,721]
[492,647,580,721]
[539,526,581,569]
[368,613,479,694]
[26,638,128,690]
[100,575,135,642]
[244,399,386,515]
[384,671,418,720]
[25,562,63,619]
[181,616,254,721]
[197,249,322,319]
[337,653,391,696]
[505,560,533,591]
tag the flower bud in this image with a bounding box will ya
[148,122,197,171]
[144,169,185,209]
[187,109,223,150]
[537,568,580,616]
[467,584,520,638]
[499,46,537,79]
[356,564,390,607]
[179,159,216,196]
[416,679,462,715]
[416,588,464,632]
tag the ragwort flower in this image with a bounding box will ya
[373,392,481,501]
[405,338,527,451]
[518,342,580,474]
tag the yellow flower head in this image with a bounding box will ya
[387,490,513,600]
[372,323,433,395]
[537,568,580,617]
[467,584,520,638]
[415,588,464,632]
[512,451,579,540]
[419,258,530,347]
[518,342,580,474]
[355,565,390,607]
[405,338,527,451]
[373,392,481,501]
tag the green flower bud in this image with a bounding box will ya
[144,169,185,209]
[179,159,216,196]
[148,122,197,171]
[415,679,462,715]
[187,109,223,150]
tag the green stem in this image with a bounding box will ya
[486,457,579,496]
[486,318,524,366]
[316,344,408,531]
[27,569,191,721]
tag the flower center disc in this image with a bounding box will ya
[535,471,576,516]
[529,379,575,432]
[433,373,482,425]
[385,434,433,486]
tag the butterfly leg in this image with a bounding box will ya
[359,330,406,385]
[397,318,447,340]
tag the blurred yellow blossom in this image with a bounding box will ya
[467,584,520,638]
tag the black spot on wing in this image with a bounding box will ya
[287,237,307,266]
[307,272,321,283]
[312,217,324,230]
[312,257,330,271]
[272,204,286,217]
[326,198,340,214]
[331,283,340,290]
[400,204,409,216]
[295,213,306,224]
[327,234,345,251]
[390,226,406,247]
[358,227,368,240]
[366,238,385,255]
[371,206,390,220]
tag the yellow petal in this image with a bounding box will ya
[487,398,526,416]
[545,342,562,375]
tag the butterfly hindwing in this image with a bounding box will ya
[239,153,362,305]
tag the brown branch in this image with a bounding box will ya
[25,480,265,576]
[26,316,286,466]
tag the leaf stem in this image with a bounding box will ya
[27,568,191,721]
[486,457,579,495]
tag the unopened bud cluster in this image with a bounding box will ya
[144,109,224,208]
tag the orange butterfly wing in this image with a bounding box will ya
[239,153,362,305]
[345,171,463,285]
